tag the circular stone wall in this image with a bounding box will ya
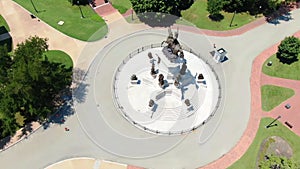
[113,45,221,135]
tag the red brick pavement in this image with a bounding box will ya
[127,166,144,169]
[91,0,117,17]
[92,0,106,7]
[262,74,300,135]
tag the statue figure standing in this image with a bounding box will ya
[180,63,187,75]
[158,74,164,87]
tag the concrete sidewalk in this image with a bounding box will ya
[45,158,143,169]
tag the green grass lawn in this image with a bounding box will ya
[44,50,73,69]
[261,85,294,111]
[110,0,132,14]
[181,0,256,31]
[229,117,300,169]
[263,54,300,80]
[0,15,10,34]
[14,0,107,41]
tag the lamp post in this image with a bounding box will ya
[30,0,39,13]
[229,10,236,27]
[265,115,281,128]
[77,1,84,18]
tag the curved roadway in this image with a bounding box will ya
[0,3,299,169]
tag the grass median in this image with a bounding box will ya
[263,54,300,80]
[261,85,294,111]
[44,50,73,69]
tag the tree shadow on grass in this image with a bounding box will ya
[208,14,224,22]
[276,54,299,65]
[137,12,179,27]
[278,57,298,65]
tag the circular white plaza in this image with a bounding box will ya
[113,46,221,135]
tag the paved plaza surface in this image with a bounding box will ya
[0,1,300,169]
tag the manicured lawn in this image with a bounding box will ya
[263,54,300,80]
[0,15,10,34]
[261,85,294,111]
[110,0,132,14]
[181,0,256,31]
[229,117,300,169]
[14,0,107,41]
[44,50,73,69]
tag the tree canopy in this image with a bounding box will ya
[130,0,194,16]
[206,0,295,20]
[207,0,224,19]
[0,36,72,138]
[277,36,300,64]
[259,154,298,169]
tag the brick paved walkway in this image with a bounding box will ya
[93,0,117,17]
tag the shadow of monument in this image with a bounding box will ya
[137,12,179,27]
[179,70,199,100]
[277,54,299,65]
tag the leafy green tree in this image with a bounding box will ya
[130,0,194,16]
[0,46,12,85]
[259,154,298,169]
[277,36,300,64]
[222,0,246,12]
[0,36,72,138]
[207,0,224,19]
[0,91,18,137]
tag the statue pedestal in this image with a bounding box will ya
[131,80,139,84]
